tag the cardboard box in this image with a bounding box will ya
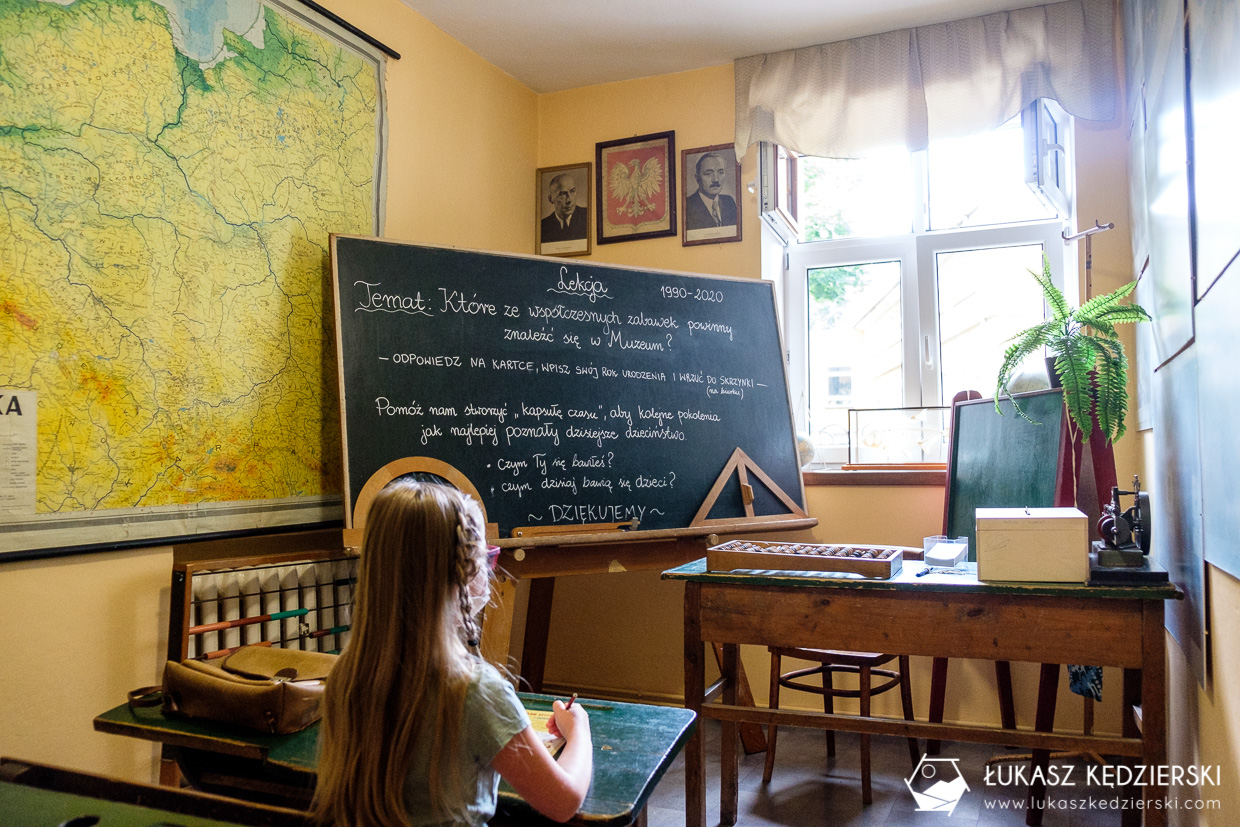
[976,507,1089,583]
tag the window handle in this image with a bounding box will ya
[923,335,933,367]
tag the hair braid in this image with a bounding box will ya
[456,523,482,648]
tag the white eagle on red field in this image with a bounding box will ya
[609,157,663,218]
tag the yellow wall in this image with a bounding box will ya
[1171,567,1240,821]
[338,0,538,252]
[0,0,536,781]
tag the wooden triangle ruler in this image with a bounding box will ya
[690,447,808,526]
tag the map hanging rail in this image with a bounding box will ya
[292,0,401,59]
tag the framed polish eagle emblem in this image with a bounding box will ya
[595,131,676,244]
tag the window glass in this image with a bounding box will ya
[927,117,1056,229]
[936,245,1048,403]
[799,150,915,241]
[807,261,903,456]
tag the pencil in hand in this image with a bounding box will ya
[565,692,577,710]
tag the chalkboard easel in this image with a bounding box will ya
[330,237,815,734]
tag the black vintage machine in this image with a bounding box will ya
[1089,475,1167,583]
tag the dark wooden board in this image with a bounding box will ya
[944,389,1066,560]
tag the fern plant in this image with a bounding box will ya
[995,256,1150,444]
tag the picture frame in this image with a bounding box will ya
[535,162,592,257]
[595,131,676,244]
[681,144,742,246]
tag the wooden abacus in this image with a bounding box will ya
[706,539,915,579]
[168,549,358,663]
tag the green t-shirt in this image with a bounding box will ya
[402,661,530,826]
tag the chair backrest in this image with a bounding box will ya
[168,549,358,662]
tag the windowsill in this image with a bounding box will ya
[803,469,946,487]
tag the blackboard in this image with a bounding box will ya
[329,236,806,539]
[944,389,1067,559]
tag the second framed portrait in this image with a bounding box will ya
[681,144,742,246]
[536,163,592,257]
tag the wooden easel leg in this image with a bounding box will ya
[711,642,768,754]
[520,577,555,692]
[480,575,517,670]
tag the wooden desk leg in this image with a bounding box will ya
[710,642,767,754]
[927,657,948,755]
[1139,602,1168,827]
[995,660,1017,730]
[1121,667,1142,827]
[721,642,740,826]
[1024,663,1058,827]
[520,577,555,692]
[684,583,706,827]
[158,745,181,787]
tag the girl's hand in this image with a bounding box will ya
[549,698,589,741]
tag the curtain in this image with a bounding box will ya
[735,0,1116,158]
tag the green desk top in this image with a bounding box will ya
[0,780,259,827]
[95,693,695,826]
[662,557,1182,600]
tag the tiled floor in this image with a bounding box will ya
[644,720,1136,826]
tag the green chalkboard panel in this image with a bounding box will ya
[944,389,1067,559]
[329,236,805,537]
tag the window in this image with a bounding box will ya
[773,104,1075,466]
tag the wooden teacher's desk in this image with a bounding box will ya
[662,559,1180,827]
[94,692,694,827]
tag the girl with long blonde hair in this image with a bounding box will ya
[313,481,592,826]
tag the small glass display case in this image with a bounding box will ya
[846,406,950,466]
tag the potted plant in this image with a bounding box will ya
[994,255,1150,444]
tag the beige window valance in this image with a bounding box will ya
[735,0,1116,158]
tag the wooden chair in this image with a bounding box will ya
[762,647,919,805]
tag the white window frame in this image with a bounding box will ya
[783,219,1073,429]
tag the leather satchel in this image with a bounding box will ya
[158,646,337,734]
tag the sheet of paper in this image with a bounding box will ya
[525,708,566,755]
[0,390,36,517]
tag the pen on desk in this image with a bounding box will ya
[916,567,931,577]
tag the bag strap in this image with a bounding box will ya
[127,685,163,708]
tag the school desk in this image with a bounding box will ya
[0,757,308,826]
[662,558,1181,827]
[94,692,695,827]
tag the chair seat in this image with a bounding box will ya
[768,647,895,667]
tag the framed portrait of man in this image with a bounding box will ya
[596,131,676,244]
[681,144,742,246]
[536,163,591,257]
